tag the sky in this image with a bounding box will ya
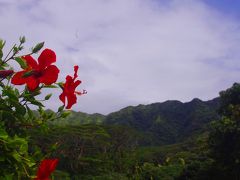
[0,0,240,114]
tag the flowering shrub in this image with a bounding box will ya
[0,37,85,179]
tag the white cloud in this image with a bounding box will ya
[1,0,240,114]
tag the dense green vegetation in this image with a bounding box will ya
[29,83,240,179]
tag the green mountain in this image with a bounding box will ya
[104,97,220,145]
[53,97,220,145]
[52,111,105,125]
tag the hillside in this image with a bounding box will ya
[105,97,220,145]
[51,111,105,125]
[53,97,220,145]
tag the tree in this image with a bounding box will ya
[208,83,240,179]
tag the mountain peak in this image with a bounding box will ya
[191,98,202,102]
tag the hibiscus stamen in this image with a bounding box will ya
[75,90,87,95]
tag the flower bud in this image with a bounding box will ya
[0,70,14,78]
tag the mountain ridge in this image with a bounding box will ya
[52,97,220,145]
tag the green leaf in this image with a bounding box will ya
[0,156,5,162]
[13,46,18,53]
[26,106,34,119]
[14,103,26,115]
[19,142,28,154]
[2,63,9,68]
[26,161,35,168]
[30,100,44,107]
[0,126,8,140]
[2,111,16,122]
[14,89,20,96]
[58,105,64,112]
[0,50,3,59]
[31,92,41,98]
[14,57,27,69]
[19,36,26,44]
[32,42,44,53]
[11,151,21,162]
[3,174,14,180]
[3,88,18,101]
[44,93,52,100]
[0,39,6,49]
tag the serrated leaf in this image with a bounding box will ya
[14,57,27,69]
[32,42,44,53]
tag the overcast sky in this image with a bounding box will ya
[1,0,240,114]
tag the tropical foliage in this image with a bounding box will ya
[0,37,84,179]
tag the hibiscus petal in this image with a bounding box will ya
[11,71,27,85]
[59,92,66,105]
[73,65,79,80]
[49,159,59,172]
[38,49,56,69]
[23,55,38,69]
[26,77,39,91]
[36,159,58,179]
[66,93,77,109]
[65,75,73,82]
[73,80,81,89]
[40,65,59,85]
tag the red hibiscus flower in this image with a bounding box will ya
[59,65,86,109]
[35,159,58,180]
[11,49,59,91]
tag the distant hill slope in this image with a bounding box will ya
[52,97,220,145]
[51,111,105,125]
[104,98,220,145]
